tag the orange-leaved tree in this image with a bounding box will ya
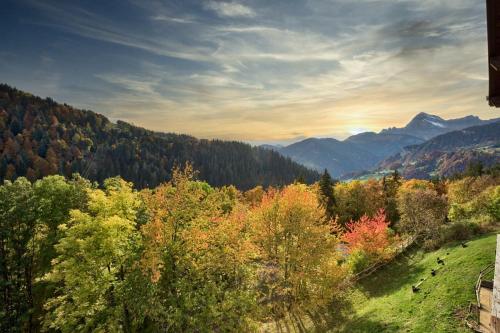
[342,209,396,262]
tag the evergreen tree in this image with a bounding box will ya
[464,161,484,177]
[382,170,402,226]
[319,169,336,220]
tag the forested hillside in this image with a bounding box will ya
[379,122,500,179]
[0,84,318,189]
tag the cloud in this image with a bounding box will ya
[151,15,195,24]
[5,0,493,143]
[23,0,215,62]
[204,1,256,17]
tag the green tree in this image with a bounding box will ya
[43,178,143,332]
[318,169,336,221]
[0,178,36,332]
[0,175,91,332]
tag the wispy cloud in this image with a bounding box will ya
[204,1,256,17]
[3,0,492,143]
[151,15,195,24]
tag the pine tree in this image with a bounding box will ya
[382,170,402,226]
[319,169,336,220]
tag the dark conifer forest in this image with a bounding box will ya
[0,84,318,189]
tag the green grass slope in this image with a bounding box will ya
[337,233,497,333]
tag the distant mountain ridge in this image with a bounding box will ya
[0,84,319,189]
[266,112,499,178]
[381,112,492,140]
[377,121,500,179]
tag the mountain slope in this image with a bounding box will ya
[378,121,500,178]
[275,113,498,178]
[345,132,425,160]
[0,84,319,189]
[279,138,377,177]
[277,131,425,178]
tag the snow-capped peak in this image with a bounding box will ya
[424,119,447,128]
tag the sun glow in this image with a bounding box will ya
[348,127,370,136]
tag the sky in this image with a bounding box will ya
[1,0,497,145]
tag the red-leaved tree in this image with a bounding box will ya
[342,209,395,261]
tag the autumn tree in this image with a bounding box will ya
[396,180,448,242]
[382,170,402,225]
[447,175,499,223]
[243,185,265,207]
[334,180,385,228]
[250,184,346,318]
[342,209,397,272]
[140,164,257,331]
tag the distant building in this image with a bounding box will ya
[487,0,500,107]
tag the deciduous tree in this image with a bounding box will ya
[43,178,143,332]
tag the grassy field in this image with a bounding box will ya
[261,233,498,333]
[336,233,497,333]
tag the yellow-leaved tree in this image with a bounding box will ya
[250,183,347,319]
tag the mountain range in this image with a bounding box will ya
[265,112,499,178]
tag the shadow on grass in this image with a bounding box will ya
[336,309,404,333]
[265,295,357,332]
[355,246,427,298]
[355,234,488,299]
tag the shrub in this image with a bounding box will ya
[424,221,482,250]
[346,249,371,274]
[448,177,499,223]
[396,183,448,241]
[442,221,481,242]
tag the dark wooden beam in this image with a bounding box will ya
[491,57,500,71]
[489,96,500,107]
[486,0,500,107]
